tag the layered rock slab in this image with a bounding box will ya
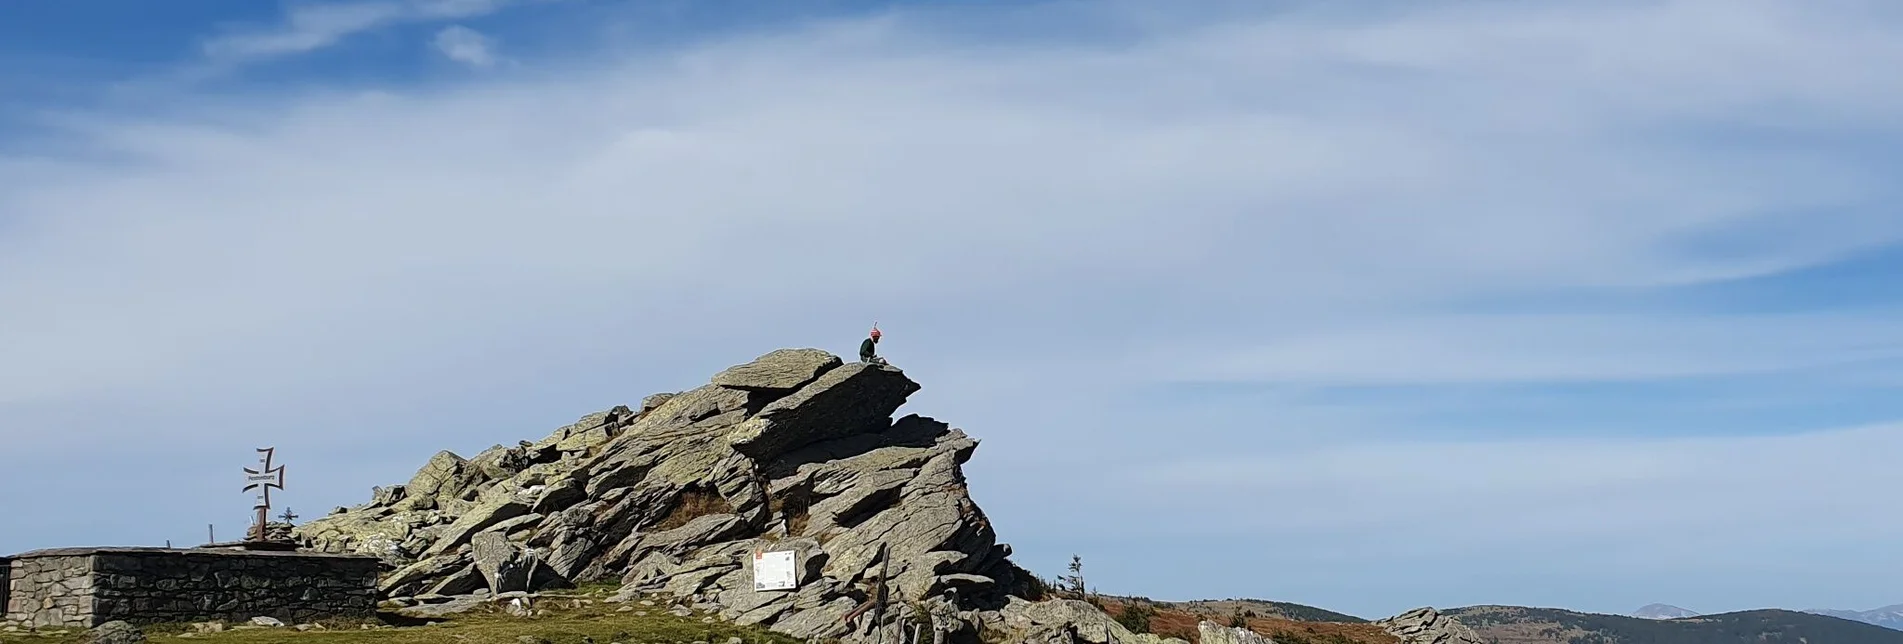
[1376,608,1485,644]
[296,348,1051,643]
[710,348,842,392]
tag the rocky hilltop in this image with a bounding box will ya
[295,348,1193,644]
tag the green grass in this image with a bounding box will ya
[0,592,806,644]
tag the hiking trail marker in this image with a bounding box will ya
[753,549,798,591]
[243,447,286,541]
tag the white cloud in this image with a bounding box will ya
[5,0,1903,616]
[201,0,519,62]
[433,25,499,67]
[11,0,1897,417]
[1128,422,1903,542]
[1170,313,1903,385]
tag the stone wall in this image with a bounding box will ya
[3,553,94,628]
[2,547,379,628]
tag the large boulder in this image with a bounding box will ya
[639,392,678,415]
[1377,608,1486,644]
[536,407,637,456]
[82,621,145,644]
[293,347,1109,644]
[422,495,532,557]
[1199,622,1275,644]
[381,554,473,597]
[472,532,535,593]
[712,348,843,392]
[726,362,921,461]
[991,598,1187,644]
[403,450,479,511]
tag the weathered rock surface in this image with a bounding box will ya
[710,348,842,392]
[473,532,540,593]
[727,362,922,462]
[988,598,1189,644]
[1199,621,1275,644]
[392,594,490,619]
[1376,608,1485,644]
[82,621,146,644]
[295,348,1081,644]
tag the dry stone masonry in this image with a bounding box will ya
[0,547,377,628]
[2,552,93,628]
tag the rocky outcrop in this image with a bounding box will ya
[1199,622,1275,644]
[727,362,922,461]
[296,348,1057,643]
[984,598,1188,644]
[1376,608,1485,644]
[710,348,842,392]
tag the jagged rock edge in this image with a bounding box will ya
[295,348,1120,644]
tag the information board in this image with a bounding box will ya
[753,550,798,591]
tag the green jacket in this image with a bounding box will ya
[860,337,878,361]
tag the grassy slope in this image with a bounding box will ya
[1159,599,1368,624]
[0,592,803,644]
[1095,599,1398,644]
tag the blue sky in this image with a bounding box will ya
[3,0,1903,621]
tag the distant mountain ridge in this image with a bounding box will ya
[1445,604,1903,644]
[1627,602,1903,632]
[1632,603,1699,619]
[1624,602,1903,631]
[1808,605,1903,631]
[1159,598,1368,623]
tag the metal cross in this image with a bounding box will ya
[243,447,286,540]
[243,447,286,507]
[278,507,298,524]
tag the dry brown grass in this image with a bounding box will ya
[1097,600,1399,644]
[768,487,814,536]
[651,488,735,531]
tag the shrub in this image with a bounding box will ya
[1116,604,1157,634]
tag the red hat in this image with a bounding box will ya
[869,325,882,339]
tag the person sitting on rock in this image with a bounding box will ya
[860,326,888,365]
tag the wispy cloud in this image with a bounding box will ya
[1168,313,1903,386]
[1127,422,1903,541]
[4,0,1903,618]
[200,0,518,63]
[433,25,499,67]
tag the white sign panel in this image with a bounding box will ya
[752,550,798,592]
